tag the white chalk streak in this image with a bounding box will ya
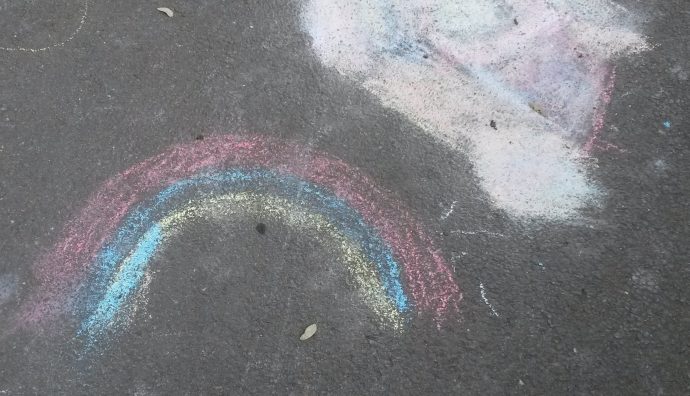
[479,282,499,317]
[440,201,457,220]
[451,230,505,238]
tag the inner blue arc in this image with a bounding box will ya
[82,168,410,328]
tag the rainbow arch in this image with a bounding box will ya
[20,135,461,348]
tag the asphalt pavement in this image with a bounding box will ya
[0,0,688,394]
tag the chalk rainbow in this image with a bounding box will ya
[19,134,461,348]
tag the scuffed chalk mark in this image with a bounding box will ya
[451,230,505,238]
[0,274,19,306]
[0,0,89,52]
[631,268,660,293]
[440,201,457,220]
[670,65,688,81]
[653,159,668,172]
[479,282,499,317]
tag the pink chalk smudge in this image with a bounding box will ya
[584,66,618,153]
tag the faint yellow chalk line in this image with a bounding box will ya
[0,0,88,53]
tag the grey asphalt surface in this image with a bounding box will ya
[0,0,688,394]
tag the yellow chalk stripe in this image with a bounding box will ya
[158,192,404,331]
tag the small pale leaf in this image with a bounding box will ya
[157,7,174,17]
[299,324,317,341]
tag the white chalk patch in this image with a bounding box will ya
[0,0,89,53]
[479,282,499,317]
[631,269,659,293]
[440,201,457,220]
[302,0,649,221]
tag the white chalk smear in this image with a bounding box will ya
[302,0,649,221]
[0,0,89,53]
[479,282,499,317]
[440,201,457,220]
[451,230,505,238]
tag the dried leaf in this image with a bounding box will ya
[299,324,317,341]
[157,7,174,17]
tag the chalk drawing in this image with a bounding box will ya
[301,0,649,220]
[16,135,461,351]
[0,0,88,52]
[479,282,499,317]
